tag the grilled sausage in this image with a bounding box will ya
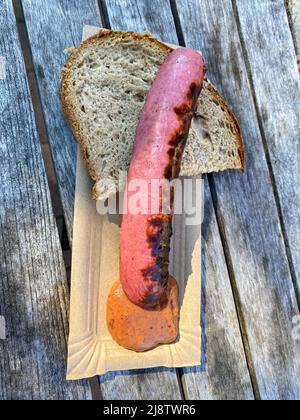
[120,48,205,308]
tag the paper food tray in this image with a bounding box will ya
[66,26,202,379]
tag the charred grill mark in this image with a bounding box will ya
[146,215,172,257]
[141,83,202,308]
[189,82,203,107]
[140,214,172,308]
[164,82,202,180]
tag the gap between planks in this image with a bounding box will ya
[284,0,300,64]
[12,1,66,230]
[13,2,73,272]
[231,0,300,309]
[170,0,259,398]
[21,0,184,400]
[208,174,261,400]
[12,0,102,400]
[97,0,185,398]
[174,0,300,399]
[102,0,255,400]
[98,0,110,28]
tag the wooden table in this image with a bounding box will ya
[0,0,299,400]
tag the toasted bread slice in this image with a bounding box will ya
[61,30,244,201]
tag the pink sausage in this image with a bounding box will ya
[120,48,205,308]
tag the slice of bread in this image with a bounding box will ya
[61,30,244,201]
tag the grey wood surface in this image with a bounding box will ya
[181,180,254,400]
[104,0,254,400]
[104,0,179,45]
[21,0,183,400]
[0,0,91,400]
[286,0,300,57]
[235,0,300,303]
[98,369,182,400]
[176,0,300,400]
[12,0,299,400]
[21,0,102,241]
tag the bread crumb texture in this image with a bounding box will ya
[61,30,244,200]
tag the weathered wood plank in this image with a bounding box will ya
[21,0,102,240]
[104,0,179,45]
[99,369,182,400]
[0,0,91,400]
[235,0,300,298]
[104,0,254,400]
[176,0,300,400]
[22,0,183,400]
[285,0,300,57]
[181,179,254,400]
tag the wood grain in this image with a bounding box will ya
[104,0,179,45]
[176,0,300,400]
[285,0,300,57]
[104,0,254,400]
[21,0,102,241]
[0,0,91,400]
[181,179,254,400]
[235,0,300,299]
[98,369,182,400]
[22,0,183,400]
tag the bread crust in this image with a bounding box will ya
[60,30,172,197]
[204,82,245,171]
[60,29,244,201]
